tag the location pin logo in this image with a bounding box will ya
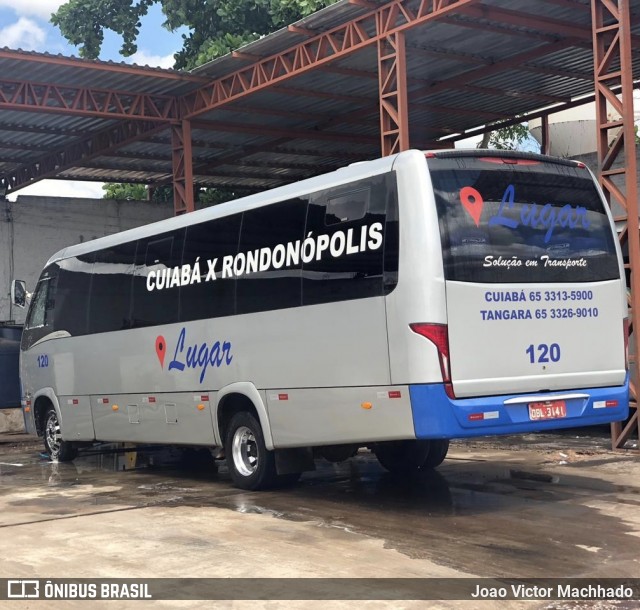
[460,186,484,227]
[156,336,166,369]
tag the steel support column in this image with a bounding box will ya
[592,0,639,451]
[378,31,410,156]
[171,120,195,215]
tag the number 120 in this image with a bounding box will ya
[526,343,560,363]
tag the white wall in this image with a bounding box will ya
[0,196,172,324]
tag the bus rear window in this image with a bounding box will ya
[427,156,620,283]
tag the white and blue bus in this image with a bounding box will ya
[14,149,628,489]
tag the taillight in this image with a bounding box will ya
[623,318,629,370]
[409,323,455,398]
[478,157,541,166]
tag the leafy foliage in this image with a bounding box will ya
[478,123,531,151]
[57,0,337,205]
[52,0,338,70]
[102,181,243,205]
[102,182,148,200]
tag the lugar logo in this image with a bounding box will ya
[155,329,233,383]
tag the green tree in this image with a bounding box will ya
[52,0,338,70]
[478,123,531,151]
[55,0,338,205]
[102,182,148,200]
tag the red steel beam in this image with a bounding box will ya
[443,14,581,44]
[0,120,168,194]
[191,119,380,144]
[422,39,583,98]
[181,0,481,119]
[0,78,179,121]
[0,49,208,83]
[461,83,570,105]
[458,4,593,40]
[378,31,410,156]
[591,0,639,451]
[171,120,195,215]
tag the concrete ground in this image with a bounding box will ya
[0,429,639,610]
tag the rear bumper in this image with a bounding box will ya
[409,375,629,439]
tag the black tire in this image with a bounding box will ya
[422,439,449,469]
[43,406,77,462]
[225,411,277,490]
[374,440,431,474]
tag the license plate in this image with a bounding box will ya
[528,400,567,421]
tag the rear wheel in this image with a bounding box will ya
[374,440,431,474]
[422,439,449,469]
[374,439,449,473]
[225,411,278,490]
[43,406,77,462]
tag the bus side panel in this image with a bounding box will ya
[386,151,447,385]
[61,299,391,396]
[267,386,414,448]
[40,297,390,447]
[58,395,94,441]
[90,392,216,445]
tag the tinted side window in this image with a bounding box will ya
[302,175,387,306]
[181,214,242,322]
[88,243,137,334]
[55,255,93,337]
[383,173,399,294]
[22,264,58,349]
[131,229,185,327]
[325,189,367,225]
[236,199,308,315]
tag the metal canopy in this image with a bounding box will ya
[0,0,638,197]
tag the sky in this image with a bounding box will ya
[0,0,186,201]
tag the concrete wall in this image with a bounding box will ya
[0,408,24,433]
[0,196,172,324]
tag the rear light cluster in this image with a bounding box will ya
[410,323,455,399]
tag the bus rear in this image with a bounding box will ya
[406,150,628,438]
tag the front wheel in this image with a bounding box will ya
[225,412,277,490]
[43,406,77,462]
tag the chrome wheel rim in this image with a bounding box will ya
[45,412,62,458]
[232,426,258,477]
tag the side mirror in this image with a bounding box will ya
[11,280,27,308]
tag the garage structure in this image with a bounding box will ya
[0,0,638,449]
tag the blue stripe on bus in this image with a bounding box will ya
[409,376,629,439]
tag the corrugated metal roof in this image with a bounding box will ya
[0,0,638,196]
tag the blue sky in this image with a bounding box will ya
[0,1,184,66]
[0,1,186,200]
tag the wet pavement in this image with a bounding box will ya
[0,430,639,609]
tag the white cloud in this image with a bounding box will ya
[127,49,176,69]
[0,17,47,51]
[8,180,105,202]
[0,0,66,20]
